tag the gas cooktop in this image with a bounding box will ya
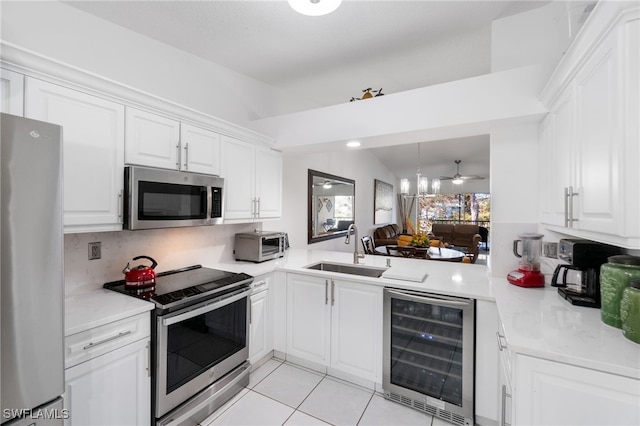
[104,265,253,313]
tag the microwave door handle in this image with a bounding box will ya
[161,288,251,326]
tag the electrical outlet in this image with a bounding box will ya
[88,242,101,260]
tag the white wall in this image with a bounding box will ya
[489,124,540,278]
[268,149,397,252]
[64,223,258,296]
[0,1,313,126]
[491,0,580,73]
[252,65,550,150]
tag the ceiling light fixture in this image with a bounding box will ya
[346,141,361,148]
[288,0,342,17]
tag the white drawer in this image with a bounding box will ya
[65,311,150,369]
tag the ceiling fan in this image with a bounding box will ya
[439,160,485,185]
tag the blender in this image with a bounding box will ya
[507,233,545,287]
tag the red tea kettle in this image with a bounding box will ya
[122,255,157,289]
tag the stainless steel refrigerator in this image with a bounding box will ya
[1,113,65,425]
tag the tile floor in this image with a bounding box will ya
[200,358,450,426]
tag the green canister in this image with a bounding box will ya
[620,280,640,344]
[600,255,640,328]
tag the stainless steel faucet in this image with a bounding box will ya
[345,223,365,264]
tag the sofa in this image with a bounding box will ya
[373,224,403,247]
[430,223,482,263]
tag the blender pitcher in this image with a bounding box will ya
[507,233,545,287]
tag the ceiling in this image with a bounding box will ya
[63,0,553,180]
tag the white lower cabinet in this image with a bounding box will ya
[249,274,274,364]
[497,322,639,426]
[64,338,150,426]
[475,300,499,425]
[64,312,150,426]
[285,274,382,383]
[514,354,639,426]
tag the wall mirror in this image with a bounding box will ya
[308,169,355,244]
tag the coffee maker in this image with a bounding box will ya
[552,239,621,307]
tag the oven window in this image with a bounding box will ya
[138,181,206,220]
[166,298,247,393]
[389,298,464,406]
[261,237,281,256]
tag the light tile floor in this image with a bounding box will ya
[200,358,450,426]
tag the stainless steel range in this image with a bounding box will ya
[105,265,253,426]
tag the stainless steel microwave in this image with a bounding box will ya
[124,166,224,230]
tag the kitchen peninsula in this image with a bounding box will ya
[67,249,640,426]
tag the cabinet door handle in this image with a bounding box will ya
[256,197,261,218]
[564,187,570,227]
[117,190,123,222]
[331,280,335,306]
[496,331,507,351]
[325,280,329,305]
[175,144,181,170]
[83,330,132,350]
[183,143,189,170]
[146,341,151,378]
[565,186,579,227]
[501,384,512,426]
[569,186,579,226]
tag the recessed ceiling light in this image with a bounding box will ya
[346,141,361,148]
[288,0,342,17]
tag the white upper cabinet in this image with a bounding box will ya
[573,29,622,235]
[1,68,24,115]
[180,123,221,175]
[539,3,639,248]
[125,107,221,175]
[255,145,282,219]
[25,77,125,233]
[125,107,181,170]
[539,88,575,227]
[221,135,282,221]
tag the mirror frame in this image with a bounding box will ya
[308,169,356,244]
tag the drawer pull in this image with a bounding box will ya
[83,331,132,350]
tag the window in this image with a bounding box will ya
[418,193,490,232]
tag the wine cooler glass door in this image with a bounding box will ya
[383,289,474,426]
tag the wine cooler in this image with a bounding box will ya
[383,288,475,426]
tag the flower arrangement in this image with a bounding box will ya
[410,233,430,248]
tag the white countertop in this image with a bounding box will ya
[492,280,640,379]
[65,289,154,336]
[65,248,640,379]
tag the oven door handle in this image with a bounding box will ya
[386,289,470,308]
[161,288,251,326]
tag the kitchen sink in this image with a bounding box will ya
[304,261,386,278]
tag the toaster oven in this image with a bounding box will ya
[234,231,286,263]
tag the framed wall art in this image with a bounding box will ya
[374,179,393,224]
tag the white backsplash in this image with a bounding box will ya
[64,223,260,296]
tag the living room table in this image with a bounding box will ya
[375,245,466,262]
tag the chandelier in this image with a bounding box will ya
[399,144,440,198]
